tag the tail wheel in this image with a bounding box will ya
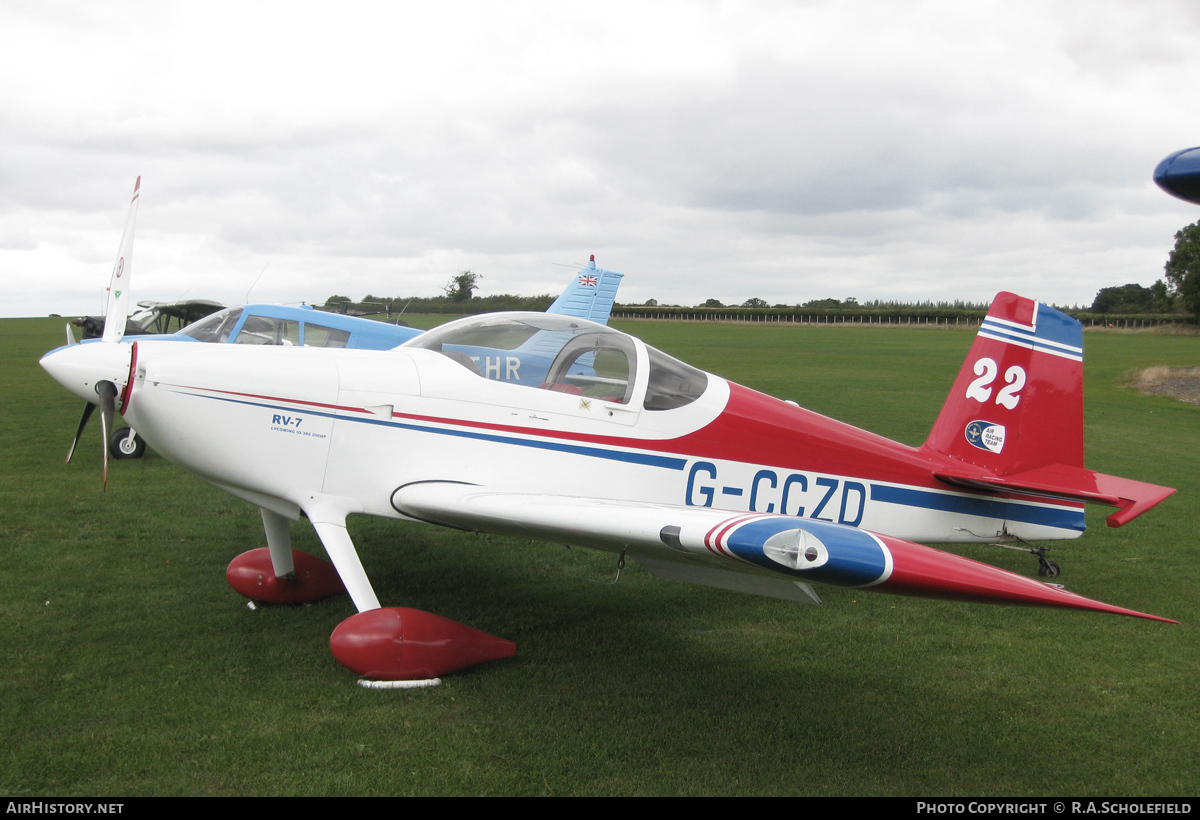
[109,427,146,459]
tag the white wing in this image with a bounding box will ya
[391,482,831,604]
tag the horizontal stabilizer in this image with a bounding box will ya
[935,464,1175,527]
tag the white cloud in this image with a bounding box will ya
[3,0,1198,317]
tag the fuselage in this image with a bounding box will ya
[114,313,1085,548]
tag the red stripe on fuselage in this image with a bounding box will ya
[181,381,1077,508]
[178,385,366,415]
[381,383,944,488]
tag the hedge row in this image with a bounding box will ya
[610,306,1194,327]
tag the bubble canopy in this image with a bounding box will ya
[404,313,708,411]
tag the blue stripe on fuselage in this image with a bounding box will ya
[183,390,1083,530]
[870,484,1085,531]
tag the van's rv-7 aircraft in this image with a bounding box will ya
[40,185,1177,684]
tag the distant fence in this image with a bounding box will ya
[611,307,1195,329]
[1077,314,1196,329]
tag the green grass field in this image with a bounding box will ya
[2,316,1197,796]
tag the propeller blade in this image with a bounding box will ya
[102,177,140,343]
[96,381,118,491]
[65,402,96,465]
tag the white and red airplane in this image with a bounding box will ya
[41,282,1178,681]
[39,182,1178,683]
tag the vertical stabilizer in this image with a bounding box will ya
[546,255,625,325]
[924,292,1084,476]
[924,293,1174,528]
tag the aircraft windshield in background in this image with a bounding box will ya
[76,299,228,339]
[170,254,624,352]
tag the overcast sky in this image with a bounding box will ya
[4,0,1200,318]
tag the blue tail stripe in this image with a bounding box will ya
[870,484,1085,531]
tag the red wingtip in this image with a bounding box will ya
[876,536,1177,623]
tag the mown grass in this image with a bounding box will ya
[1,316,1196,796]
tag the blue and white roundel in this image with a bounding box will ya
[964,420,1006,453]
[721,517,890,587]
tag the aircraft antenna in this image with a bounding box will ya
[246,263,270,303]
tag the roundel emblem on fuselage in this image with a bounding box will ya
[965,420,1006,454]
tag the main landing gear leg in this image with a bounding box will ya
[307,506,515,683]
[227,498,515,682]
[262,508,295,579]
[225,508,347,604]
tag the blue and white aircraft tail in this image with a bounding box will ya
[545,255,624,325]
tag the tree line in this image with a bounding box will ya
[321,223,1200,322]
[1084,222,1199,317]
[323,270,555,317]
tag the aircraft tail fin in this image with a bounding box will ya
[922,292,1173,526]
[101,177,140,343]
[546,256,624,325]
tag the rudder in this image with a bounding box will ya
[924,292,1084,475]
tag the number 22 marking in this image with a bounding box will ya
[965,358,1025,409]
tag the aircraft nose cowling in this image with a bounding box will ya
[40,341,133,405]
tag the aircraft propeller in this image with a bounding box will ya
[59,177,140,489]
[63,380,118,489]
[65,403,95,465]
[96,380,117,489]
